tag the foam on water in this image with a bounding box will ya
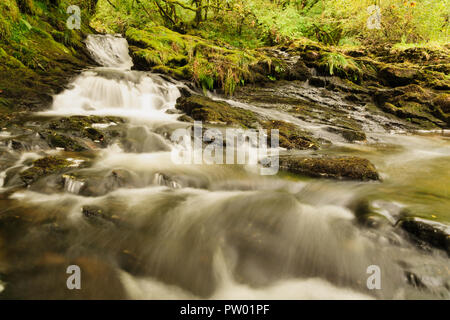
[45,34,181,125]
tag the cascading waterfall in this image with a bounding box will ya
[85,34,134,69]
[1,34,449,300]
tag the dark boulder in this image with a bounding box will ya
[398,218,450,256]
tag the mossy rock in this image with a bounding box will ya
[20,156,71,185]
[326,126,366,142]
[374,84,447,128]
[262,120,318,150]
[47,116,125,142]
[378,66,419,87]
[175,95,258,128]
[0,0,94,111]
[381,102,444,128]
[126,26,271,94]
[433,94,450,114]
[279,155,379,181]
[40,130,87,151]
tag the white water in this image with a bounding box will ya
[85,34,133,69]
[2,34,449,300]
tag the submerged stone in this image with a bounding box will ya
[279,155,379,181]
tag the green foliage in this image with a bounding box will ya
[93,0,448,50]
[321,0,449,45]
[126,25,267,95]
[320,52,362,81]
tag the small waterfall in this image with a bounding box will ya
[48,35,181,120]
[63,175,85,194]
[85,34,133,69]
[153,173,182,189]
[0,170,6,188]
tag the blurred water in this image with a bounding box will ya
[0,35,448,300]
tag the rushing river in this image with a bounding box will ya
[0,34,448,299]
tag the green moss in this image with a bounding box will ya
[0,47,26,69]
[126,25,272,95]
[262,120,318,150]
[176,95,258,128]
[17,0,36,15]
[0,1,94,111]
[279,155,380,181]
[319,52,362,82]
[20,155,71,185]
[433,94,449,114]
[44,131,86,151]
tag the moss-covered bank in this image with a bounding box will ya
[0,0,96,113]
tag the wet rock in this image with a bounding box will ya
[1,254,127,299]
[348,199,399,229]
[404,271,427,289]
[378,66,419,87]
[68,169,137,197]
[299,49,321,62]
[82,205,124,227]
[176,95,258,128]
[309,76,327,88]
[46,116,127,147]
[432,94,450,126]
[398,217,450,256]
[20,156,72,185]
[374,85,446,127]
[433,94,450,114]
[39,131,87,152]
[262,120,319,150]
[120,126,171,153]
[326,126,366,142]
[283,59,312,81]
[177,114,194,123]
[279,155,379,181]
[0,149,18,172]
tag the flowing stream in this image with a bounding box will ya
[0,34,449,300]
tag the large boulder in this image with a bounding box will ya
[279,155,379,181]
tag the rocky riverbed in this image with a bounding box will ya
[0,31,449,299]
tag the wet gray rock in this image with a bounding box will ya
[397,217,450,256]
